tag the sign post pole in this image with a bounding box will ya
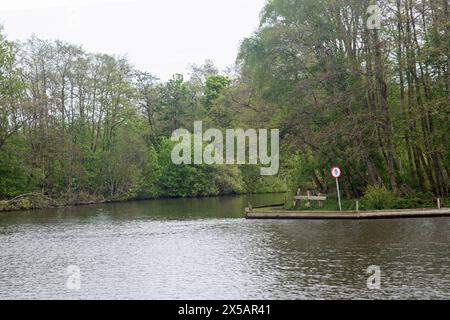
[336,177,342,212]
[331,167,343,212]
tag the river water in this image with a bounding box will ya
[0,194,449,300]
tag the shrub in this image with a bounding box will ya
[362,186,397,210]
[393,192,435,209]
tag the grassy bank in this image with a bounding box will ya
[286,195,449,211]
[0,193,109,212]
[1,188,447,213]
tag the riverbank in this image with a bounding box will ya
[2,191,448,215]
[0,192,287,213]
[0,193,110,213]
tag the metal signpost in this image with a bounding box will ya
[331,166,342,212]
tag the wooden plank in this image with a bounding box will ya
[294,196,327,201]
[252,203,285,209]
[245,208,450,220]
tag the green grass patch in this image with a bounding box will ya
[287,197,357,211]
[285,191,444,212]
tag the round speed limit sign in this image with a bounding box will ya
[331,166,342,179]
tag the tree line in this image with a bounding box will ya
[0,0,449,209]
[236,0,449,199]
[0,31,285,205]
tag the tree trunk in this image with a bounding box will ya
[372,29,399,193]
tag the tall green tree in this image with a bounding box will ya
[0,29,25,149]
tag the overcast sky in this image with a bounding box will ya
[0,0,266,80]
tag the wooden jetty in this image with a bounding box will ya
[245,207,450,220]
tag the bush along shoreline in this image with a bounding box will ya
[0,192,106,212]
[0,185,288,213]
[2,186,448,213]
[285,186,448,212]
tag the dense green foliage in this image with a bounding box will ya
[0,34,285,205]
[362,186,397,210]
[0,0,449,210]
[236,0,449,199]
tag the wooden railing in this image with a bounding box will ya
[293,190,327,209]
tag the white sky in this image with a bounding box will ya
[0,0,266,80]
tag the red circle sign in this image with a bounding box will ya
[331,166,342,179]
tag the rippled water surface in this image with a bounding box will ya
[0,194,449,300]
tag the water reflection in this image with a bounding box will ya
[0,194,449,300]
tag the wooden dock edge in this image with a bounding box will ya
[245,208,450,220]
